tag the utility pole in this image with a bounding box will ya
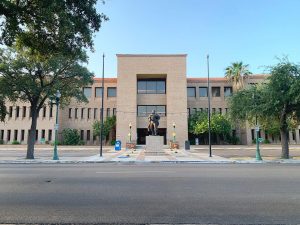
[100,53,105,157]
[207,55,212,157]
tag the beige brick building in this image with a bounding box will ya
[1,54,300,146]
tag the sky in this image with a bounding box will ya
[87,0,300,78]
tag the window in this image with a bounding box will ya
[21,130,25,141]
[35,130,38,141]
[107,108,110,117]
[224,87,233,97]
[187,108,190,117]
[81,108,84,119]
[212,108,216,113]
[199,108,203,112]
[187,87,196,97]
[225,108,229,114]
[95,87,103,97]
[48,130,52,141]
[113,108,116,116]
[80,130,84,140]
[107,87,117,97]
[137,79,166,94]
[199,87,208,97]
[41,130,45,139]
[0,130,4,140]
[219,108,222,114]
[94,108,97,119]
[69,108,72,118]
[49,106,53,118]
[22,106,26,117]
[14,130,18,141]
[292,130,296,140]
[193,108,197,114]
[137,105,166,117]
[75,108,78,119]
[87,130,90,141]
[88,108,91,119]
[16,106,20,118]
[7,130,11,141]
[83,87,92,98]
[29,106,32,117]
[9,106,13,118]
[212,87,221,97]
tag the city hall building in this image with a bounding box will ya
[1,54,300,146]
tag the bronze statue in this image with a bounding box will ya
[148,110,160,136]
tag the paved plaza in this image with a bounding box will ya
[0,144,300,163]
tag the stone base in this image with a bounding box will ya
[146,136,164,152]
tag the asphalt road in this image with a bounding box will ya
[0,163,300,224]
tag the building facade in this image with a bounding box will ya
[1,54,300,146]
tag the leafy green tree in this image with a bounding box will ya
[225,62,252,90]
[0,0,108,57]
[62,129,83,145]
[189,111,232,143]
[93,116,116,143]
[0,47,93,159]
[229,60,300,158]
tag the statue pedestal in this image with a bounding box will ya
[146,136,164,152]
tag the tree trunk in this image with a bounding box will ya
[26,108,39,159]
[280,107,289,159]
[280,128,289,159]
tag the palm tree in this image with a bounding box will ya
[225,62,252,90]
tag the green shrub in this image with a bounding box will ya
[228,136,240,145]
[263,139,270,144]
[62,129,82,145]
[0,140,4,144]
[111,139,116,146]
[11,140,20,145]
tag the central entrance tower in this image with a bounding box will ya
[116,54,188,147]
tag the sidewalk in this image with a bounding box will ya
[1,147,300,164]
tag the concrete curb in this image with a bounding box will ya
[1,159,300,164]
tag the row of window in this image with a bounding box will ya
[251,129,300,142]
[6,106,54,119]
[137,79,166,94]
[137,105,166,117]
[187,107,229,116]
[0,129,53,142]
[68,108,116,119]
[187,87,233,97]
[83,87,117,98]
[0,129,98,142]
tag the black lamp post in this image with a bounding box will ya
[207,55,212,157]
[100,53,105,157]
[52,90,61,160]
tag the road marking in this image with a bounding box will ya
[96,170,174,174]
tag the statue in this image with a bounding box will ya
[148,110,160,136]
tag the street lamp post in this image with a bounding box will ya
[172,122,176,142]
[129,123,132,142]
[253,93,262,161]
[207,55,212,157]
[100,53,105,157]
[53,90,61,160]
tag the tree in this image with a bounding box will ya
[93,116,116,143]
[0,0,108,57]
[225,62,252,91]
[229,60,300,158]
[62,129,83,145]
[0,47,94,159]
[189,111,233,143]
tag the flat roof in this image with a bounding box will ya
[116,54,187,57]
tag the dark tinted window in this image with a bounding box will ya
[137,80,166,94]
[199,87,208,97]
[107,87,117,97]
[187,87,196,97]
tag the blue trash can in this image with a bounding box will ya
[115,140,121,151]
